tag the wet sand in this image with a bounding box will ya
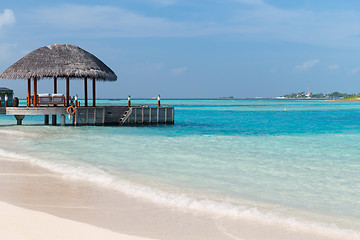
[0,159,354,240]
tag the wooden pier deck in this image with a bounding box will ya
[6,107,67,115]
[1,106,174,126]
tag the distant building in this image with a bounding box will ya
[0,87,14,106]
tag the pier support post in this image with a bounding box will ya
[15,115,25,125]
[60,114,66,126]
[52,115,57,125]
[44,115,49,125]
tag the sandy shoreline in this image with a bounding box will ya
[0,201,155,240]
[0,158,357,240]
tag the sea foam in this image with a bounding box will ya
[0,147,359,240]
[0,128,38,138]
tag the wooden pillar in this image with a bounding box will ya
[27,78,31,107]
[92,77,96,107]
[52,115,57,125]
[15,115,25,125]
[33,76,37,107]
[44,115,49,125]
[66,76,70,106]
[60,114,66,126]
[52,76,57,124]
[93,108,97,125]
[84,77,88,107]
[54,76,57,94]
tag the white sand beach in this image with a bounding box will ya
[0,201,154,240]
[0,158,356,240]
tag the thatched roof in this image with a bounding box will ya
[0,44,117,81]
[0,87,13,93]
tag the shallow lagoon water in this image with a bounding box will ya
[0,99,359,237]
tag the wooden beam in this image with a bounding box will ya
[33,76,37,107]
[66,76,70,106]
[6,107,67,115]
[27,78,31,107]
[92,77,96,107]
[84,77,88,107]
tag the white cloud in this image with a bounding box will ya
[350,67,360,75]
[294,60,319,72]
[328,64,339,71]
[31,4,198,38]
[23,2,360,48]
[231,2,360,48]
[170,67,187,75]
[0,9,15,28]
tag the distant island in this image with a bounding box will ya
[219,96,234,99]
[279,91,359,100]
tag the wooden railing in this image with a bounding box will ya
[27,95,66,107]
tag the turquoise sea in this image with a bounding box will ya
[0,99,359,238]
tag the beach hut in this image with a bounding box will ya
[0,87,13,107]
[0,43,117,107]
[0,44,174,126]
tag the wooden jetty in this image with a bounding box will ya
[2,105,174,126]
[0,44,174,126]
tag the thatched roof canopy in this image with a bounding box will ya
[0,87,13,94]
[0,44,117,81]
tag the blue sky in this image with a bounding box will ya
[1,0,360,98]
